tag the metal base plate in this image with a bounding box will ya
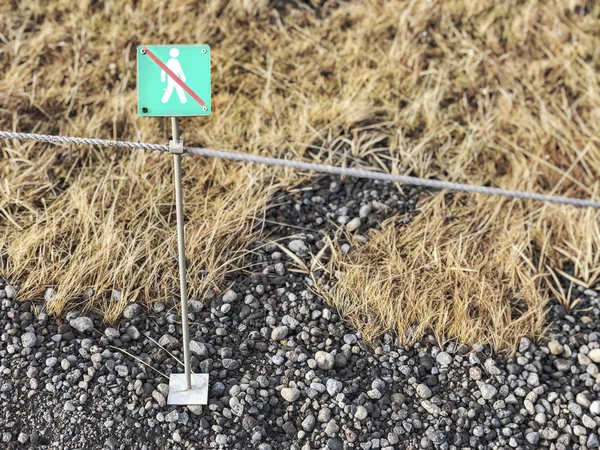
[167,373,209,405]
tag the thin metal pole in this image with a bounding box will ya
[171,117,192,390]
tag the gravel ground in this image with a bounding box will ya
[1,177,600,450]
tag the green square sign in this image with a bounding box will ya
[137,45,211,117]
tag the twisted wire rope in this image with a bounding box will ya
[2,130,599,208]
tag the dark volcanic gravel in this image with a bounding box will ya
[1,176,599,449]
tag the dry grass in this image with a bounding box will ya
[1,0,599,349]
[318,196,545,351]
[311,0,600,351]
[320,193,600,352]
[0,149,273,321]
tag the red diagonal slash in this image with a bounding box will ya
[142,46,206,107]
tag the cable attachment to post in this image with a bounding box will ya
[169,138,184,154]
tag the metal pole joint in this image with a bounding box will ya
[169,138,184,154]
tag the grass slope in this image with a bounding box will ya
[1,0,599,350]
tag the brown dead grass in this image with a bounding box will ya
[1,0,599,349]
[0,148,273,321]
[320,193,600,352]
[312,0,600,351]
[318,196,547,350]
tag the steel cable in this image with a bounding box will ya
[2,130,599,208]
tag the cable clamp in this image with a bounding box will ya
[169,139,184,154]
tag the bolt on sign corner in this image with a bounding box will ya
[137,45,211,117]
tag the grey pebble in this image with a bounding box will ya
[288,239,307,253]
[315,351,335,370]
[416,383,432,399]
[326,379,343,396]
[69,316,94,333]
[359,204,372,218]
[104,327,120,340]
[479,382,498,400]
[123,303,142,319]
[436,351,452,365]
[281,387,300,402]
[5,285,16,298]
[526,431,539,445]
[189,340,208,357]
[343,333,357,345]
[222,290,238,303]
[21,332,36,348]
[354,405,368,421]
[271,325,289,340]
[302,415,316,431]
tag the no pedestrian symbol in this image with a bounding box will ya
[137,45,211,117]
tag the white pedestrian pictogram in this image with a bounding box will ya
[161,49,187,104]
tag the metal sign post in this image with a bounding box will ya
[137,44,211,405]
[171,117,191,389]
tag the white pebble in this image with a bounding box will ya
[345,217,362,232]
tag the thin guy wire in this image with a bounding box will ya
[2,130,599,209]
